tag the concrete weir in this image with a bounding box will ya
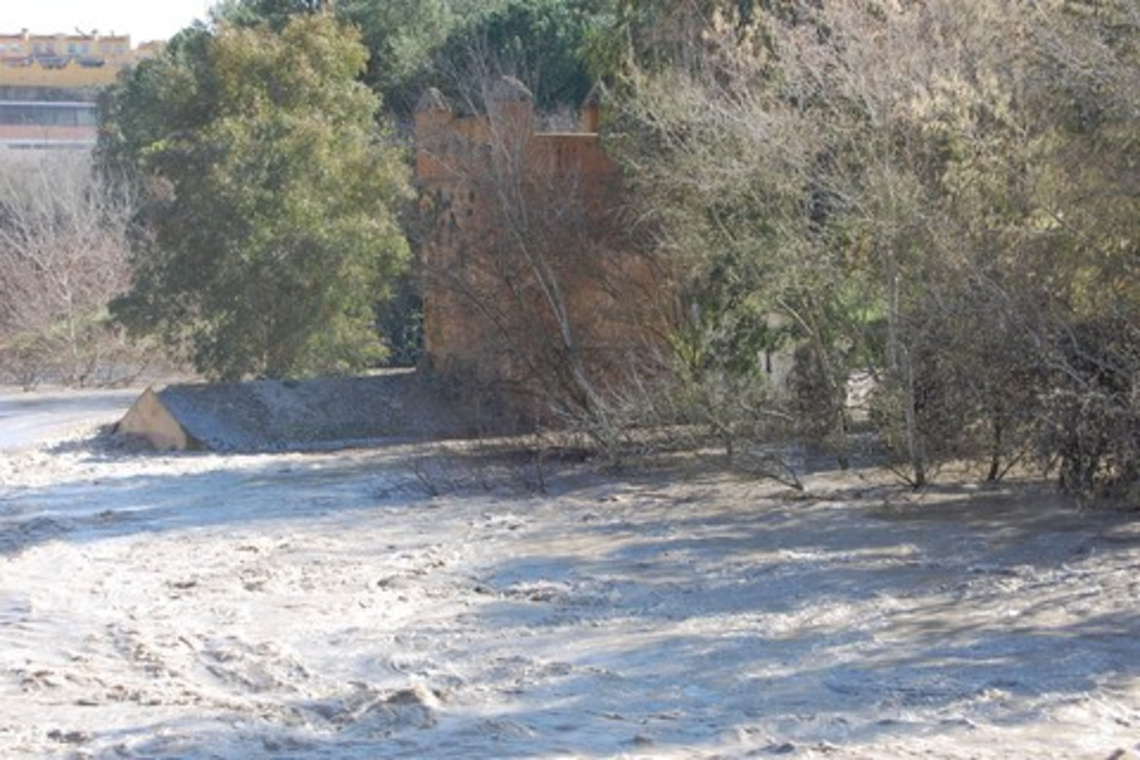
[115,371,491,453]
[116,387,192,450]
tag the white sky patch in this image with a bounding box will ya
[3,0,215,44]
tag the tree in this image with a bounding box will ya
[216,0,471,118]
[605,0,1140,496]
[0,153,146,388]
[209,0,334,30]
[432,0,603,116]
[1019,0,1140,499]
[604,3,877,468]
[337,0,464,119]
[100,14,412,380]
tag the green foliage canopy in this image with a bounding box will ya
[205,1,607,118]
[336,0,466,117]
[608,0,1140,490]
[433,0,604,113]
[100,14,412,380]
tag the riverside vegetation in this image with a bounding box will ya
[0,0,1136,502]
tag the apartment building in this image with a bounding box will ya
[0,29,159,150]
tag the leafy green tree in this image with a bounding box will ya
[218,0,476,117]
[434,0,604,114]
[337,0,465,118]
[605,4,877,468]
[209,0,333,30]
[209,0,605,120]
[99,14,411,380]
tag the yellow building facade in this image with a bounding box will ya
[0,30,160,149]
[0,29,157,89]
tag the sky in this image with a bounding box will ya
[5,0,216,44]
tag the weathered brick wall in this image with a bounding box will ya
[414,78,672,419]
